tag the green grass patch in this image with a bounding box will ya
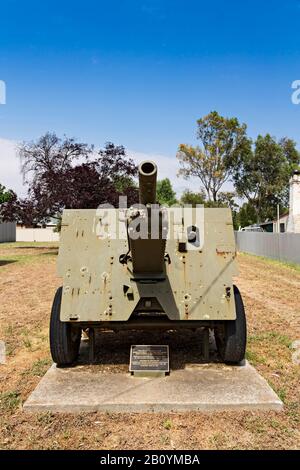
[22,337,32,350]
[0,242,59,250]
[0,391,21,411]
[22,358,52,378]
[247,331,292,369]
[239,252,300,273]
[36,412,54,425]
[286,402,300,422]
[268,380,287,404]
[209,432,225,448]
[162,419,172,430]
[31,358,52,376]
[21,328,33,350]
[245,350,267,366]
[277,389,287,403]
[2,326,18,356]
[4,324,13,336]
[0,251,58,266]
[248,331,292,349]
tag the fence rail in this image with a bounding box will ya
[0,222,16,243]
[16,228,59,242]
[235,232,300,265]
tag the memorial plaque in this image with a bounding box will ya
[130,345,169,376]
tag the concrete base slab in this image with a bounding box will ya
[23,361,283,413]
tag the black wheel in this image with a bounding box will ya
[215,285,247,364]
[50,287,81,366]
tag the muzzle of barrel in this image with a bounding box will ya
[138,161,158,205]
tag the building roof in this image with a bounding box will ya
[259,212,289,226]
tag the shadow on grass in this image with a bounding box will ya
[0,260,17,267]
[40,251,59,256]
[14,246,58,251]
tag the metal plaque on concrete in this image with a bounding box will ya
[130,345,169,377]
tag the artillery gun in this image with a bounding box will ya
[50,161,246,366]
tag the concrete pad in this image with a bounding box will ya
[23,361,283,413]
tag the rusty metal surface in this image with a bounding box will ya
[57,207,238,323]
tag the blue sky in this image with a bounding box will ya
[1,0,300,195]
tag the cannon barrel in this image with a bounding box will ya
[138,161,157,205]
[128,160,166,275]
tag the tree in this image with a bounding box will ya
[0,184,15,223]
[231,134,300,222]
[0,134,138,226]
[202,191,240,229]
[20,132,92,184]
[156,178,177,206]
[0,184,13,204]
[180,189,206,206]
[177,111,249,201]
[217,192,240,230]
[280,137,300,169]
[237,202,258,229]
[180,189,240,228]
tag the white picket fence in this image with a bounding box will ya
[16,228,59,242]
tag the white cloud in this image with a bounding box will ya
[130,150,202,197]
[0,137,26,196]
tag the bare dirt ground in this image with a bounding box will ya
[0,243,299,450]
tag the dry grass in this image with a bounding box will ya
[0,244,299,450]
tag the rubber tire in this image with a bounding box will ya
[215,285,247,364]
[50,287,81,367]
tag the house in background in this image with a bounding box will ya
[287,171,300,233]
[258,171,300,234]
[259,213,289,233]
[16,216,58,230]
